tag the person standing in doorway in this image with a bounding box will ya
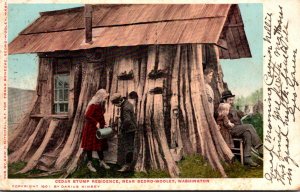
[204,68,214,115]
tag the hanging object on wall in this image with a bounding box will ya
[149,87,164,95]
[117,70,134,80]
[148,69,167,79]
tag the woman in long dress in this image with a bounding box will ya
[81,89,110,172]
[204,67,214,115]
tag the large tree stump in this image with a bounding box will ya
[19,119,60,173]
[9,44,234,178]
[9,118,48,163]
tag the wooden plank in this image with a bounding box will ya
[30,114,68,119]
[219,44,230,59]
[225,28,240,59]
[216,38,228,50]
[231,27,244,58]
[40,58,53,115]
[227,5,237,24]
[218,47,224,58]
[238,27,252,57]
[227,23,244,27]
[230,10,244,58]
[234,5,251,57]
[233,5,243,23]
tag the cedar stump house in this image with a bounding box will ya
[8,4,252,178]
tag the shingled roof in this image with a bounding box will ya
[9,4,251,59]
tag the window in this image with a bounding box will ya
[53,73,69,113]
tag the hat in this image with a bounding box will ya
[129,91,138,99]
[110,92,122,104]
[221,90,235,100]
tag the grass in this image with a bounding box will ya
[179,155,221,178]
[179,155,263,178]
[8,162,46,178]
[8,114,263,179]
[8,162,63,179]
[70,159,169,178]
[9,155,263,179]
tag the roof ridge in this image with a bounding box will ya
[40,6,83,16]
[39,4,138,16]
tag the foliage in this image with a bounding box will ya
[243,113,263,141]
[235,87,263,108]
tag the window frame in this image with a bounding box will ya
[53,73,70,114]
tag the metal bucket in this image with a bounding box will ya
[96,127,114,139]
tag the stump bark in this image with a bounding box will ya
[9,44,233,178]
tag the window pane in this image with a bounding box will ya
[58,79,63,88]
[54,90,57,101]
[65,104,68,112]
[53,73,69,114]
[58,103,68,112]
[54,90,58,101]
[64,81,69,89]
[59,104,64,112]
[64,89,69,101]
[59,90,63,101]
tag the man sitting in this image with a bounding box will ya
[220,90,263,167]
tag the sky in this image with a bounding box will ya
[8,4,262,97]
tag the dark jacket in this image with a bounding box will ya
[228,107,244,125]
[118,99,139,166]
[120,99,137,133]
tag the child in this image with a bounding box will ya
[216,103,234,148]
[81,89,111,172]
